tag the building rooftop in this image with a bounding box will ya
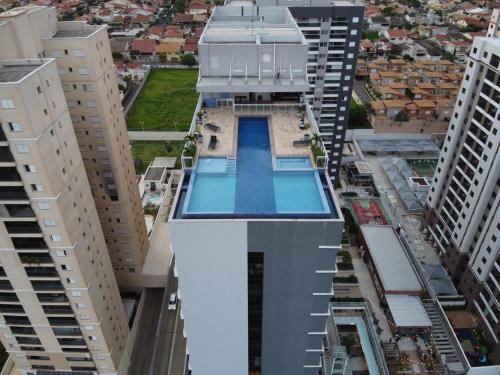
[51,22,103,38]
[0,60,45,83]
[202,6,305,45]
[360,225,423,293]
[144,167,165,181]
[385,294,432,328]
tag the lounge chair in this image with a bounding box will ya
[208,135,218,150]
[293,138,311,147]
[204,122,221,132]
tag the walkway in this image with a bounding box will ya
[128,131,187,141]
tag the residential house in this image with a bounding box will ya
[110,37,132,60]
[147,25,165,40]
[188,1,209,15]
[131,38,157,62]
[384,29,409,44]
[155,42,182,61]
[367,15,390,32]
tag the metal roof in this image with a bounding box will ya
[386,294,432,328]
[360,225,423,293]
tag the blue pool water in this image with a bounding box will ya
[183,117,331,217]
[275,157,312,170]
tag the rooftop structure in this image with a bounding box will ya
[197,6,309,92]
[385,294,432,329]
[360,225,423,295]
[0,60,42,82]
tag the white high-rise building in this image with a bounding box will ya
[424,37,500,360]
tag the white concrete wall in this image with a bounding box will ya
[169,220,248,375]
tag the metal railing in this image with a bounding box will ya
[181,94,204,169]
[304,99,329,169]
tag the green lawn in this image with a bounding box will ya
[127,69,199,131]
[131,141,184,174]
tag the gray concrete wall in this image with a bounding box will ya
[247,219,343,375]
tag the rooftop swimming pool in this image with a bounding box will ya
[180,117,335,218]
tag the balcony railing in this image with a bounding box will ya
[16,336,42,345]
[37,293,68,303]
[11,327,36,335]
[53,327,82,337]
[25,267,59,278]
[43,306,74,315]
[48,317,79,326]
[58,338,87,346]
[13,237,48,250]
[0,186,28,201]
[5,221,42,234]
[4,316,31,325]
[0,147,14,162]
[0,305,25,314]
[19,254,53,265]
[0,167,21,182]
[31,281,64,291]
[181,94,203,169]
[0,293,20,303]
[0,280,13,290]
[0,204,35,218]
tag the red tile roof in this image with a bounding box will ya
[387,29,407,38]
[132,39,156,54]
[174,13,193,23]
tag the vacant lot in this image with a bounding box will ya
[127,69,198,131]
[131,141,184,174]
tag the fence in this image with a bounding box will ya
[123,65,151,115]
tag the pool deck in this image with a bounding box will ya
[197,108,313,160]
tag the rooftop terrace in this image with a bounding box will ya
[0,60,45,83]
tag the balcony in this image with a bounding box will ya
[43,305,74,315]
[62,347,90,353]
[13,237,48,251]
[4,315,31,326]
[0,146,14,163]
[53,327,82,337]
[48,317,79,326]
[20,346,43,352]
[16,336,42,345]
[0,186,28,202]
[31,280,64,291]
[19,253,53,265]
[66,356,93,362]
[37,293,68,304]
[0,204,35,219]
[0,280,13,290]
[11,327,36,335]
[0,292,20,303]
[25,267,59,278]
[0,127,6,142]
[0,304,25,314]
[5,221,42,235]
[58,338,87,347]
[0,267,5,277]
[0,167,22,186]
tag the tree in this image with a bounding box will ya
[348,101,371,129]
[112,52,123,59]
[404,88,415,100]
[443,51,456,62]
[159,53,167,62]
[180,53,197,66]
[395,110,410,122]
[403,54,414,61]
[381,7,395,17]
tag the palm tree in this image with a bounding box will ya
[311,133,322,146]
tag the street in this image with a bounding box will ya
[129,260,186,375]
[353,80,373,104]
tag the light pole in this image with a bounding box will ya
[140,120,145,140]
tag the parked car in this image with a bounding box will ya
[168,293,177,311]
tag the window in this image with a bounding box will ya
[66,278,76,284]
[31,184,43,192]
[55,250,67,257]
[87,101,96,108]
[90,116,100,123]
[75,303,86,309]
[82,84,92,92]
[71,291,82,297]
[352,17,359,23]
[43,219,56,227]
[37,202,50,210]
[50,235,62,242]
[8,122,22,132]
[0,99,14,109]
[88,336,97,341]
[61,264,72,271]
[51,50,62,58]
[78,68,89,75]
[23,164,36,173]
[73,49,84,58]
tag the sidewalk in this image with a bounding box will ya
[128,131,187,141]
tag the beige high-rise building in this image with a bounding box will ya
[0,58,130,373]
[0,6,150,288]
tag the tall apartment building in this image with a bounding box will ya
[487,9,500,37]
[228,0,364,181]
[0,59,130,373]
[424,37,500,358]
[0,6,149,288]
[170,4,344,375]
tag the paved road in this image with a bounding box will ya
[128,288,164,374]
[128,131,188,141]
[353,80,373,104]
